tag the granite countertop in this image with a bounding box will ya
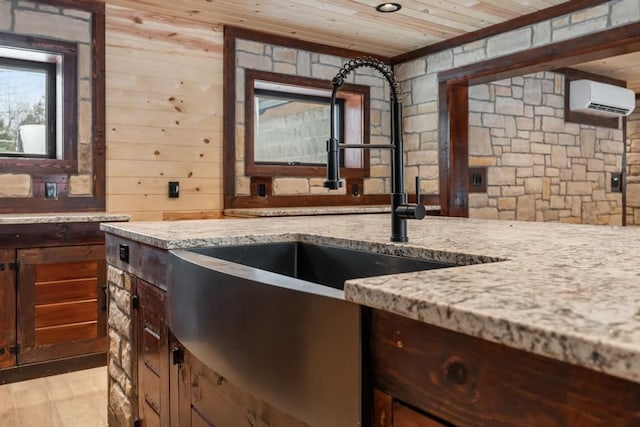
[224,205,440,217]
[0,212,130,225]
[101,215,640,384]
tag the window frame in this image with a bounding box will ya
[253,87,346,167]
[0,32,77,174]
[245,69,371,178]
[0,56,57,159]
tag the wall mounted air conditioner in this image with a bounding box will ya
[569,79,636,117]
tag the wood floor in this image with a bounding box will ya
[0,367,107,427]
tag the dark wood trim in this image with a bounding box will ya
[92,9,107,207]
[223,26,237,200]
[447,83,469,217]
[29,0,105,13]
[438,24,640,218]
[226,193,440,209]
[623,116,627,227]
[225,25,391,64]
[0,351,106,385]
[437,82,450,217]
[223,25,393,210]
[0,222,105,249]
[558,67,623,129]
[390,0,610,64]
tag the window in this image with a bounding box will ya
[0,32,77,173]
[254,88,344,166]
[245,69,370,178]
[0,57,57,158]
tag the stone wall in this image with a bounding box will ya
[627,99,640,225]
[107,265,134,427]
[468,71,623,225]
[235,39,391,196]
[396,0,639,202]
[0,0,94,198]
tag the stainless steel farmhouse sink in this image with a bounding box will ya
[168,241,457,427]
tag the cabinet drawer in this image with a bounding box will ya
[370,309,640,427]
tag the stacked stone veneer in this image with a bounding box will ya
[107,265,134,427]
[235,39,392,196]
[467,72,623,225]
[0,0,94,198]
[627,99,640,225]
[396,0,639,202]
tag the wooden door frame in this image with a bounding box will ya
[438,23,640,217]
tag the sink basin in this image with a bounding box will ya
[188,241,456,290]
[168,240,457,427]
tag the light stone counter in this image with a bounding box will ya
[0,212,129,225]
[101,215,640,384]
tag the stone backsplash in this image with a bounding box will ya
[234,39,392,197]
[396,0,639,202]
[468,71,623,225]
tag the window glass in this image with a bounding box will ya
[254,89,343,166]
[0,59,54,158]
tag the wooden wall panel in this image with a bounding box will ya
[105,5,224,220]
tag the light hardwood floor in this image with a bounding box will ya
[0,367,107,427]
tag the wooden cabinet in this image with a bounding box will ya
[16,245,107,365]
[171,345,309,427]
[370,309,640,427]
[0,249,17,369]
[128,276,309,427]
[133,278,171,427]
[0,242,107,383]
[373,389,448,427]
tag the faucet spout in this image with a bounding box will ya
[324,57,425,242]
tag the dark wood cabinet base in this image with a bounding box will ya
[0,352,106,385]
[370,309,640,427]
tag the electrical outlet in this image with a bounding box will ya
[611,172,622,192]
[119,244,129,263]
[44,182,57,199]
[168,181,180,198]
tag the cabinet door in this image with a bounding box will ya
[373,389,448,427]
[17,245,107,364]
[134,278,170,427]
[0,249,16,369]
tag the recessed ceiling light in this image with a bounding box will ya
[376,3,402,13]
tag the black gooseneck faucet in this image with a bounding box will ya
[324,57,425,242]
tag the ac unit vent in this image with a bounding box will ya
[585,102,632,116]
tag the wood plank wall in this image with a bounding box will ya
[105,5,224,221]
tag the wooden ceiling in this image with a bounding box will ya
[102,0,572,57]
[573,52,640,93]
